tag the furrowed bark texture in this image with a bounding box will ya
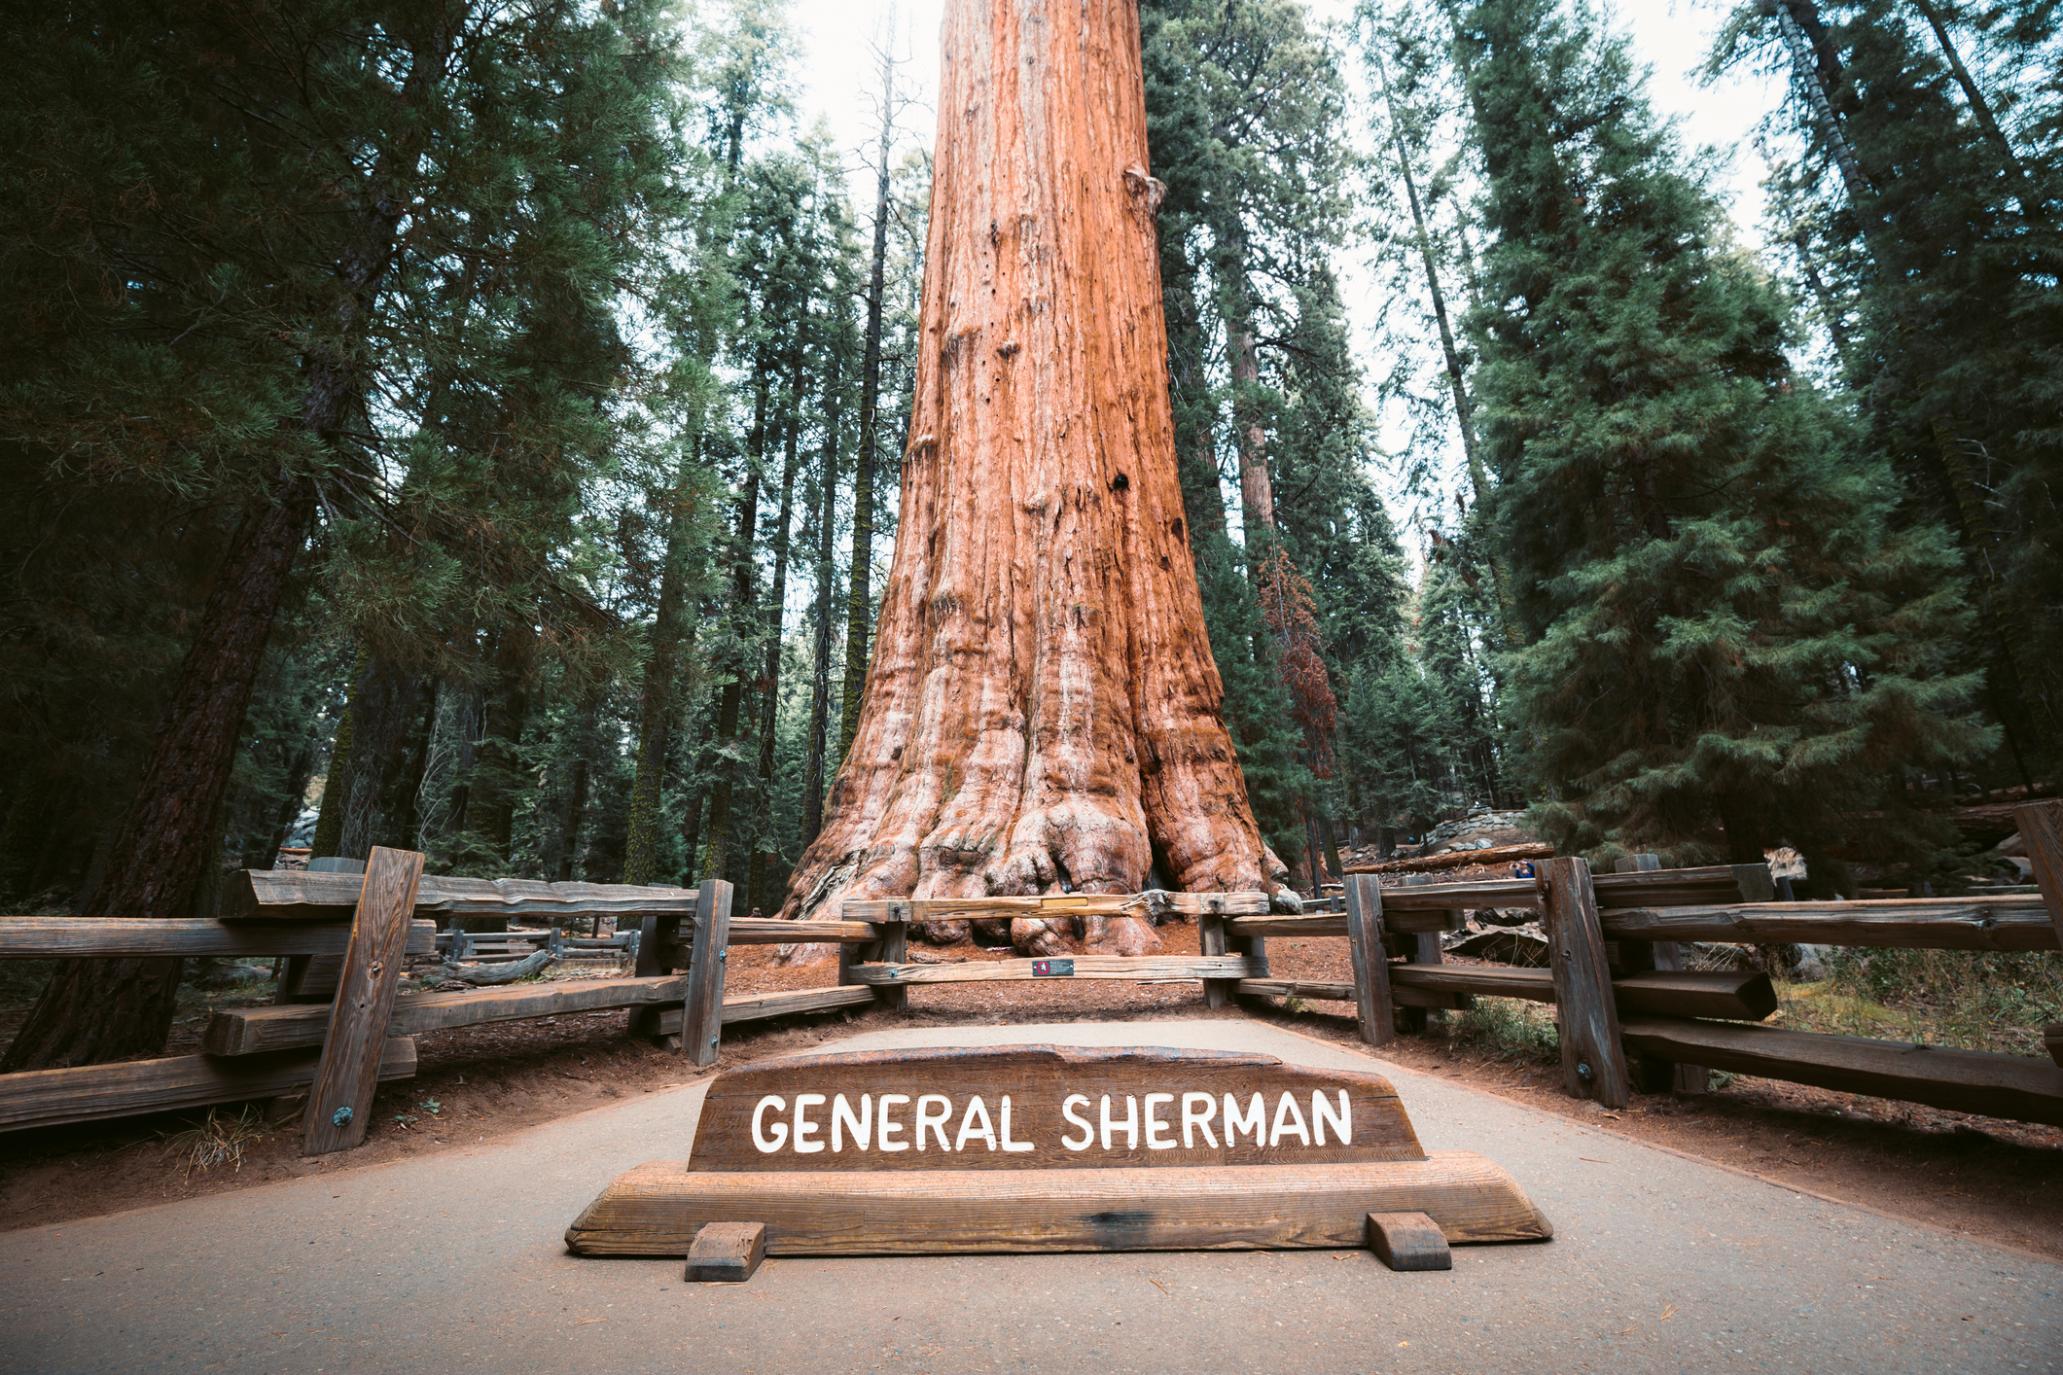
[780,0,1286,955]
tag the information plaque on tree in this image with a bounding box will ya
[566,1045,1551,1277]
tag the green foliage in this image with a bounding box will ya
[1453,0,1990,864]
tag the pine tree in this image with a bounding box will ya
[1711,0,2063,780]
[1453,0,1989,864]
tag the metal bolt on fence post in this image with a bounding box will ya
[330,1106,354,1128]
[1576,1061,1594,1083]
[719,949,728,961]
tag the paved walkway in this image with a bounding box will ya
[3,1019,2058,1374]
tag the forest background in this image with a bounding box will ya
[1,0,2057,1067]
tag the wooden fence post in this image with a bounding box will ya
[872,902,910,1014]
[681,880,735,1067]
[1537,856,1630,1108]
[1342,874,1397,1047]
[302,846,425,1155]
[1614,853,1706,1095]
[1197,895,1235,1010]
[1389,874,1439,1034]
[2018,801,2063,947]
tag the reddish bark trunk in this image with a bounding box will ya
[781,0,1288,956]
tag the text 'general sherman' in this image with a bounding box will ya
[749,1089,1352,1156]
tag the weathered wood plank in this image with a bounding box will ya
[1342,875,1396,1048]
[1366,1210,1451,1271]
[681,881,735,1067]
[0,1039,416,1134]
[685,1221,767,1282]
[719,985,876,1025]
[841,891,1270,923]
[1226,912,1349,939]
[1601,897,2056,951]
[2046,1024,2063,1069]
[647,985,877,1037]
[205,974,697,1055]
[1343,843,1552,875]
[1618,1018,2063,1126]
[0,917,435,961]
[1380,965,1774,1020]
[564,1154,1553,1256]
[1234,977,1467,1012]
[302,848,424,1154]
[1538,857,1630,1108]
[725,917,878,945]
[2018,801,2063,950]
[844,955,1255,986]
[228,870,701,920]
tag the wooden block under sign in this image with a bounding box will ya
[1366,1211,1451,1272]
[685,1221,767,1283]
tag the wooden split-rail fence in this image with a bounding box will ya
[1,802,2060,1152]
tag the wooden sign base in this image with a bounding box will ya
[565,1045,1550,1278]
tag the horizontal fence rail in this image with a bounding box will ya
[1,800,2059,1147]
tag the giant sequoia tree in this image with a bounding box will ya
[780,0,1291,954]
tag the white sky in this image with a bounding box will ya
[779,0,1788,547]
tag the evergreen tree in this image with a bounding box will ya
[1452,0,1989,864]
[1711,0,2063,781]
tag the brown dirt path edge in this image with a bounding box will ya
[1,926,2058,1260]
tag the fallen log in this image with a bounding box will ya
[440,949,554,984]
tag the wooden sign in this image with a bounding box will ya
[686,1045,1422,1172]
[567,1045,1551,1272]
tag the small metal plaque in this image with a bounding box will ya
[1030,958,1075,978]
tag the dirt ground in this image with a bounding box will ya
[3,921,2060,1262]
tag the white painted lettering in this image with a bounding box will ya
[1180,1091,1219,1148]
[831,1093,872,1152]
[954,1095,999,1152]
[915,1093,953,1151]
[751,1095,787,1152]
[792,1092,827,1153]
[1222,1092,1265,1147]
[877,1092,910,1151]
[1000,1095,1036,1152]
[1143,1092,1176,1149]
[1270,1091,1310,1147]
[1312,1090,1350,1146]
[1059,1093,1094,1150]
[1099,1093,1139,1151]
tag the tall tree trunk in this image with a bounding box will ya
[801,345,846,846]
[0,477,313,1069]
[335,654,427,860]
[1910,0,2033,198]
[701,368,770,883]
[545,697,600,883]
[1214,224,1276,536]
[1772,0,1876,211]
[1788,226,1856,365]
[751,340,807,911]
[622,440,703,886]
[1162,263,1228,544]
[840,44,899,763]
[310,659,362,858]
[779,0,1290,957]
[1372,44,1516,645]
[468,623,534,866]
